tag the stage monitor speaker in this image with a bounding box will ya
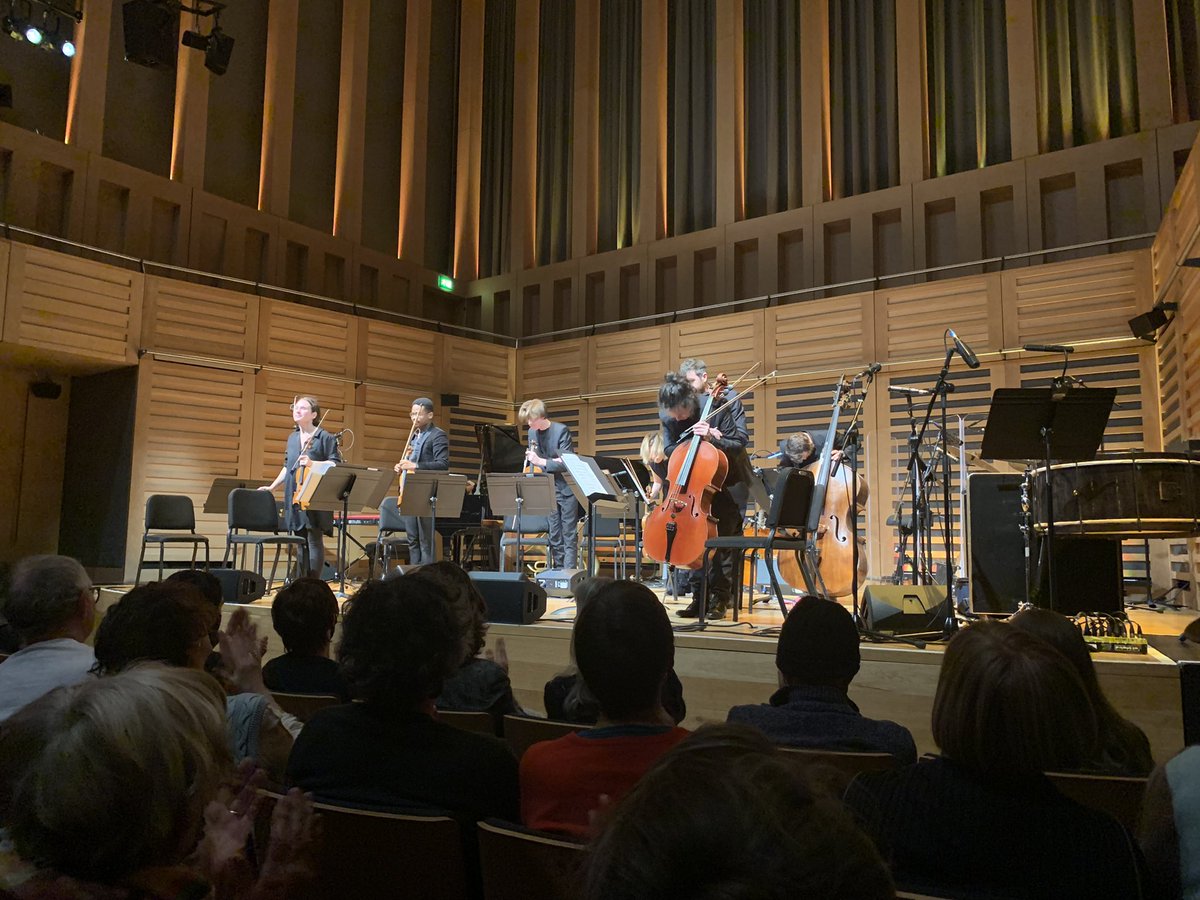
[470,572,548,624]
[862,585,949,637]
[212,568,267,604]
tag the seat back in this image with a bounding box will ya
[146,494,197,531]
[767,467,816,529]
[228,488,282,533]
[270,692,341,723]
[503,515,550,534]
[438,709,499,736]
[1045,770,1148,831]
[476,820,584,900]
[778,746,899,787]
[502,715,590,760]
[586,514,624,538]
[379,495,405,532]
[258,792,468,900]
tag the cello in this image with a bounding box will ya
[776,378,868,599]
[643,375,732,569]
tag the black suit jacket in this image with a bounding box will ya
[408,425,450,471]
[529,421,575,497]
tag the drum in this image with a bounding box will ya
[1028,454,1200,538]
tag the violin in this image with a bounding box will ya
[524,435,545,475]
[294,409,330,508]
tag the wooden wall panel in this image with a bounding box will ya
[591,327,670,395]
[362,318,439,390]
[3,245,142,364]
[141,277,258,362]
[1002,251,1148,347]
[670,311,764,379]
[440,336,514,405]
[876,276,996,364]
[518,338,589,400]
[0,241,9,330]
[260,299,357,378]
[768,294,872,375]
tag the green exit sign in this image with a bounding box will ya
[437,274,454,292]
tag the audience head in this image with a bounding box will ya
[3,555,95,645]
[337,576,461,711]
[165,569,223,609]
[409,562,489,663]
[0,664,231,883]
[573,580,673,721]
[581,723,893,900]
[1009,607,1098,693]
[932,620,1098,777]
[93,582,217,675]
[271,576,339,656]
[775,596,861,691]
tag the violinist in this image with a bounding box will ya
[392,398,450,565]
[639,432,667,501]
[261,396,342,577]
[658,363,751,619]
[519,399,581,570]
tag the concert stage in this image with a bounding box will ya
[99,580,1188,764]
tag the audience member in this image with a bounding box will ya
[1139,744,1197,900]
[580,723,894,899]
[286,575,519,820]
[727,596,916,763]
[262,577,349,700]
[0,663,315,899]
[1011,606,1154,776]
[164,569,225,674]
[520,580,690,838]
[92,582,297,779]
[844,620,1149,899]
[408,562,522,722]
[0,562,22,653]
[0,555,97,722]
[543,576,686,725]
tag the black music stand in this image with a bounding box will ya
[980,387,1116,610]
[561,453,621,578]
[303,465,393,596]
[486,473,557,574]
[202,477,271,515]
[399,472,470,565]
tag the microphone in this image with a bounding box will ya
[947,329,980,369]
[889,386,931,396]
[1023,343,1074,354]
[856,362,882,379]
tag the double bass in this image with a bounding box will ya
[777,378,869,599]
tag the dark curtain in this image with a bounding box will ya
[1167,0,1200,123]
[598,0,641,251]
[743,0,802,218]
[479,0,515,278]
[668,0,715,236]
[536,2,574,265]
[1035,0,1138,151]
[829,0,898,200]
[423,0,461,274]
[926,0,1010,177]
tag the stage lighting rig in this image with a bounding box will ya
[2,0,81,57]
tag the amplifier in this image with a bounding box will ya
[211,568,267,604]
[534,568,587,597]
[469,572,548,624]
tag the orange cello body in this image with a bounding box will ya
[776,461,869,598]
[643,438,729,569]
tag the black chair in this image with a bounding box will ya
[223,489,308,592]
[699,467,815,620]
[580,513,631,577]
[499,515,551,573]
[135,494,211,584]
[371,496,408,578]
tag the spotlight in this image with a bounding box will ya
[23,20,41,43]
[180,27,207,50]
[1127,303,1178,342]
[60,36,73,55]
[203,25,232,74]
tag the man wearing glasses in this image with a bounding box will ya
[0,555,98,722]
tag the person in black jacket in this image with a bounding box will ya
[393,397,451,566]
[519,398,581,570]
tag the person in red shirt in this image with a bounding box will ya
[520,581,689,838]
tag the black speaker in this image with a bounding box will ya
[122,0,177,68]
[1031,534,1123,615]
[212,568,267,604]
[469,572,548,624]
[862,585,950,637]
[966,473,1027,615]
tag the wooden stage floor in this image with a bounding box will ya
[99,580,1191,764]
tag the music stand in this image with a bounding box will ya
[302,465,393,595]
[980,387,1116,610]
[202,477,271,515]
[399,472,469,565]
[486,473,557,573]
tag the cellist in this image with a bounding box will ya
[656,363,752,619]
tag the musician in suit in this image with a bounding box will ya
[393,397,451,565]
[519,399,581,570]
[262,395,343,577]
[656,362,752,620]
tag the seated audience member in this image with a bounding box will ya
[580,723,893,900]
[0,555,97,722]
[520,580,690,837]
[408,562,522,721]
[543,577,686,725]
[164,568,226,674]
[727,596,916,763]
[286,576,519,820]
[0,562,21,653]
[1011,606,1153,776]
[92,582,297,779]
[0,664,315,900]
[262,577,349,700]
[844,620,1149,899]
[1139,744,1198,900]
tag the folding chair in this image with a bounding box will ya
[223,489,308,591]
[135,494,211,584]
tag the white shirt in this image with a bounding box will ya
[0,638,95,722]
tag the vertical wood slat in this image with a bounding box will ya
[141,277,258,363]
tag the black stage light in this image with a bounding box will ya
[122,0,176,68]
[203,26,232,75]
[180,27,207,50]
[1128,305,1173,342]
